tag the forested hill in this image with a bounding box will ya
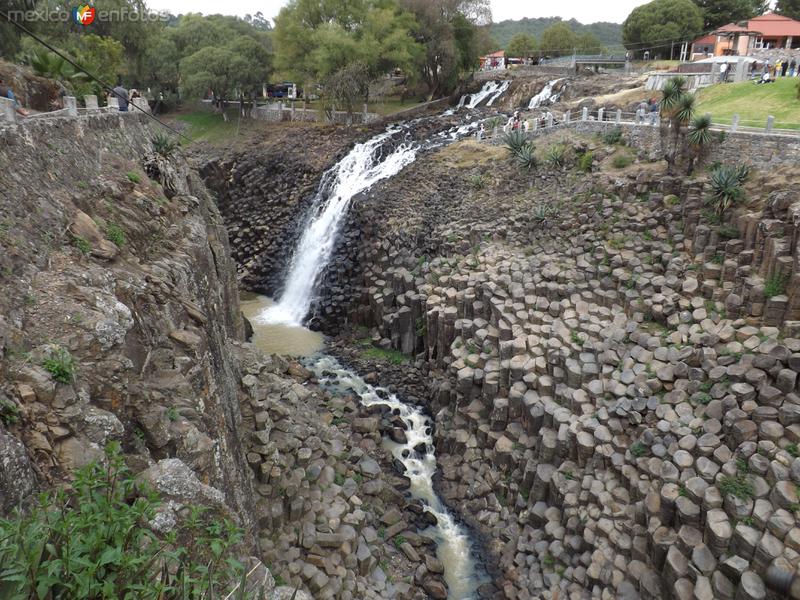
[490,17,622,50]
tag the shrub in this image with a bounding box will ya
[719,473,754,500]
[152,132,178,157]
[612,153,633,169]
[0,443,246,599]
[42,347,75,384]
[630,442,647,457]
[544,144,567,168]
[515,143,537,170]
[716,225,739,240]
[602,127,624,145]
[577,151,593,172]
[0,398,20,426]
[126,171,141,184]
[764,273,789,298]
[73,236,91,254]
[361,347,408,365]
[468,173,487,190]
[105,223,126,247]
[708,164,749,218]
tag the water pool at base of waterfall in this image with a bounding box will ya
[241,293,325,356]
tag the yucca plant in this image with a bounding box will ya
[502,130,529,155]
[544,144,567,168]
[708,164,747,218]
[686,114,712,175]
[659,76,697,175]
[516,143,537,170]
[153,132,178,157]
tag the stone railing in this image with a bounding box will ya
[0,94,151,129]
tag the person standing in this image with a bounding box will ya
[790,59,797,77]
[782,59,789,77]
[648,98,658,125]
[112,80,129,112]
[719,62,729,83]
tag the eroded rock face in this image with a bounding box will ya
[0,425,37,513]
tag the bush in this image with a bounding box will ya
[0,443,246,599]
[152,132,178,157]
[126,171,141,184]
[612,153,633,169]
[764,273,789,298]
[708,164,749,218]
[468,173,487,190]
[544,144,567,168]
[0,399,20,426]
[73,236,91,254]
[719,473,755,500]
[602,127,624,145]
[577,151,593,172]
[105,223,126,247]
[42,347,75,384]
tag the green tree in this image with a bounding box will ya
[181,38,270,102]
[623,0,704,58]
[692,0,765,30]
[273,0,422,89]
[401,0,490,96]
[539,22,578,57]
[777,0,800,20]
[575,32,603,54]
[506,33,537,58]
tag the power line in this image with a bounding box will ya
[0,10,191,142]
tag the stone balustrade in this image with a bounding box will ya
[0,93,149,128]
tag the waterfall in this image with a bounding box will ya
[257,129,417,326]
[528,78,563,109]
[308,355,486,599]
[485,80,511,107]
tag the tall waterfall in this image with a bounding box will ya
[257,129,418,326]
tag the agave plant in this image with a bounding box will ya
[708,164,746,218]
[502,130,529,155]
[152,132,178,158]
[515,143,537,170]
[544,144,567,168]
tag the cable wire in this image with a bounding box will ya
[0,10,192,142]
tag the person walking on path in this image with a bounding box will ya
[112,80,129,112]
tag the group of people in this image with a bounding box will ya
[756,58,799,84]
[635,98,659,125]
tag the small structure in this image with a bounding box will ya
[480,51,506,71]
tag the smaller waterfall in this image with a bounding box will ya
[485,80,510,107]
[308,356,486,599]
[257,129,417,326]
[528,78,563,109]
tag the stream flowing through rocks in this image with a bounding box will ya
[246,88,511,597]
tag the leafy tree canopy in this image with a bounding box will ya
[623,0,704,57]
[506,33,536,57]
[691,0,766,30]
[490,17,621,50]
[776,0,800,20]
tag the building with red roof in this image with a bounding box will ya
[690,12,800,59]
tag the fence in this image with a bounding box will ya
[0,94,151,128]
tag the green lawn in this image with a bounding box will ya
[174,109,242,144]
[696,78,800,130]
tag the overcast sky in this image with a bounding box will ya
[144,0,651,25]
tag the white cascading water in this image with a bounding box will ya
[528,78,563,109]
[308,356,485,599]
[257,129,417,325]
[485,79,510,107]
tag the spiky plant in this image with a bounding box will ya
[152,132,178,157]
[686,114,712,175]
[516,143,537,170]
[708,164,745,218]
[502,130,529,155]
[659,76,697,175]
[544,144,567,168]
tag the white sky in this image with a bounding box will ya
[144,0,651,25]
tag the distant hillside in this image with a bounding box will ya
[489,17,623,51]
